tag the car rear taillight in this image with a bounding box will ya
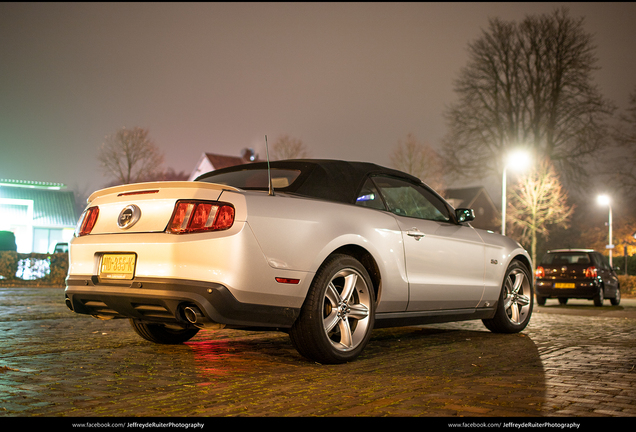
[535,266,545,278]
[166,200,235,234]
[585,266,598,278]
[75,206,100,237]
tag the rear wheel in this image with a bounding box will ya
[130,319,199,344]
[593,286,604,307]
[610,286,621,306]
[290,254,375,364]
[535,294,546,306]
[482,260,533,333]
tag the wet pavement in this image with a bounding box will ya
[0,287,634,424]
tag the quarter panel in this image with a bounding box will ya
[243,193,409,312]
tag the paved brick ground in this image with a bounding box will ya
[0,288,634,421]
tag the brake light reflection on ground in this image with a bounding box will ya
[185,339,249,377]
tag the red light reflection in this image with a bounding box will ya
[185,338,249,377]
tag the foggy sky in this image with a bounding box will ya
[1,2,635,200]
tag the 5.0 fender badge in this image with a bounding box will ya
[117,204,141,229]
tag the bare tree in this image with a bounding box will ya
[98,127,165,185]
[506,158,574,268]
[271,135,310,160]
[443,8,615,187]
[608,87,636,197]
[390,133,446,194]
[133,167,190,183]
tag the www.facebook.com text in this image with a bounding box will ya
[448,421,581,429]
[71,422,205,429]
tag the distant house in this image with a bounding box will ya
[0,179,77,253]
[188,149,258,181]
[445,186,499,232]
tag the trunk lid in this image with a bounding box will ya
[83,181,240,234]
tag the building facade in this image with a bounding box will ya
[0,179,77,253]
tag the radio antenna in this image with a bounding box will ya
[265,135,274,196]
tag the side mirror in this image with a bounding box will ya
[456,208,475,223]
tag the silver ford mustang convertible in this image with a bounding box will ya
[65,159,533,364]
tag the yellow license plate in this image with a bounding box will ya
[100,254,136,280]
[554,283,575,289]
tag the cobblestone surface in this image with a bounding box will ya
[0,288,635,419]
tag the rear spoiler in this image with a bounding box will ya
[87,181,241,203]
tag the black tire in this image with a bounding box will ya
[130,319,199,344]
[482,260,533,333]
[610,286,621,306]
[289,254,375,364]
[558,297,568,305]
[535,295,546,306]
[593,286,604,307]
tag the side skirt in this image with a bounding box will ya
[374,307,497,329]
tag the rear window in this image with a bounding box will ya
[198,168,301,190]
[540,252,591,266]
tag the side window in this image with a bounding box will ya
[355,178,386,210]
[593,253,609,270]
[372,176,450,222]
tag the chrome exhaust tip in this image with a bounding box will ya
[184,306,203,324]
[65,297,74,311]
[182,305,225,329]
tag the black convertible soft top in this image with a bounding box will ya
[196,159,423,205]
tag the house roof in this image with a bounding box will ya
[445,186,497,210]
[205,153,251,170]
[0,185,77,227]
[0,178,65,189]
[188,151,259,181]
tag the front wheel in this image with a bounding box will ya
[482,260,533,333]
[130,319,199,344]
[290,254,375,364]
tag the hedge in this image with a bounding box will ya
[618,275,636,297]
[0,251,68,287]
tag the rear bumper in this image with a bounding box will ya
[535,278,598,299]
[65,275,300,329]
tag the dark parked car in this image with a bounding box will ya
[535,249,620,306]
[53,242,68,253]
[0,231,17,252]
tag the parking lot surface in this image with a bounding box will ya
[0,287,635,420]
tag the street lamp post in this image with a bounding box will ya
[597,195,613,267]
[501,150,531,236]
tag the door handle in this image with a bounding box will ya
[406,228,425,241]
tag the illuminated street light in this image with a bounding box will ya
[501,150,531,236]
[597,194,613,267]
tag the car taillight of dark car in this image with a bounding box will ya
[585,266,598,278]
